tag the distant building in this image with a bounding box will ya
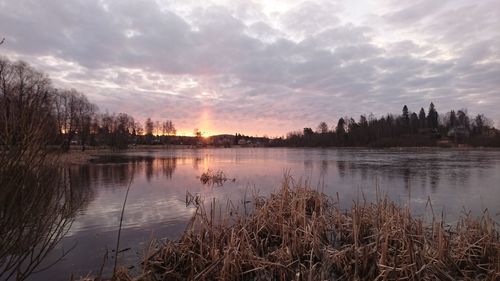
[484,127,500,138]
[447,125,470,140]
[210,134,235,147]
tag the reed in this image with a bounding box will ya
[199,169,234,186]
[103,176,500,281]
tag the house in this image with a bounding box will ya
[447,125,470,140]
[210,134,235,147]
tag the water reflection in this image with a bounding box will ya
[319,160,328,178]
[333,149,495,193]
[337,160,346,178]
[88,149,498,201]
[17,148,500,281]
[0,164,93,281]
[90,155,177,183]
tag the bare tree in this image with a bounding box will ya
[162,120,176,136]
[53,89,97,151]
[316,122,328,134]
[0,57,91,281]
[0,58,55,150]
[113,113,134,148]
[76,98,98,151]
[133,121,143,136]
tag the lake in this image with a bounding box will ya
[24,148,500,280]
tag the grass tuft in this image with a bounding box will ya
[101,176,500,281]
[199,170,234,186]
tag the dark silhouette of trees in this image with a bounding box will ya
[427,102,439,129]
[112,113,135,149]
[162,120,176,136]
[402,105,410,130]
[0,57,181,150]
[303,128,313,136]
[282,102,499,147]
[144,118,154,144]
[418,108,426,129]
[410,112,418,134]
[145,118,154,135]
[317,122,328,134]
[1,57,499,149]
[154,120,161,136]
[336,118,346,145]
[0,58,56,149]
[472,114,489,135]
[448,110,457,128]
[0,57,93,280]
[457,109,470,129]
[54,89,97,151]
[336,118,346,135]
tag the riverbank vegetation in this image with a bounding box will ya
[104,177,499,281]
[277,103,500,148]
[0,57,95,280]
[0,57,178,151]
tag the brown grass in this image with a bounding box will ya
[105,176,499,281]
[199,169,234,186]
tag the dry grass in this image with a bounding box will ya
[103,176,499,281]
[199,169,234,186]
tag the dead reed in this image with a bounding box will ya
[199,169,234,186]
[107,176,499,281]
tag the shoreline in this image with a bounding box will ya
[54,145,500,165]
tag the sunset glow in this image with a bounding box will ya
[1,0,499,136]
[2,1,500,280]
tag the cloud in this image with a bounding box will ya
[1,0,499,135]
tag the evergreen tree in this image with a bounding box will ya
[418,108,426,129]
[427,103,438,129]
[336,118,346,135]
[402,105,409,125]
[410,112,419,134]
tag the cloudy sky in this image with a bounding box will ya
[1,0,499,136]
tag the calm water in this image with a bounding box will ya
[25,148,500,280]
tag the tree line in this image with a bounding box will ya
[0,57,178,151]
[2,56,499,150]
[275,103,500,147]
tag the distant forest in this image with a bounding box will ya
[274,103,500,147]
[1,57,499,151]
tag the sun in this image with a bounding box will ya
[201,129,215,137]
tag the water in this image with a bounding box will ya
[21,148,500,280]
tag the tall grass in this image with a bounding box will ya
[107,176,499,281]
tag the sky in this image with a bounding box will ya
[1,0,499,136]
